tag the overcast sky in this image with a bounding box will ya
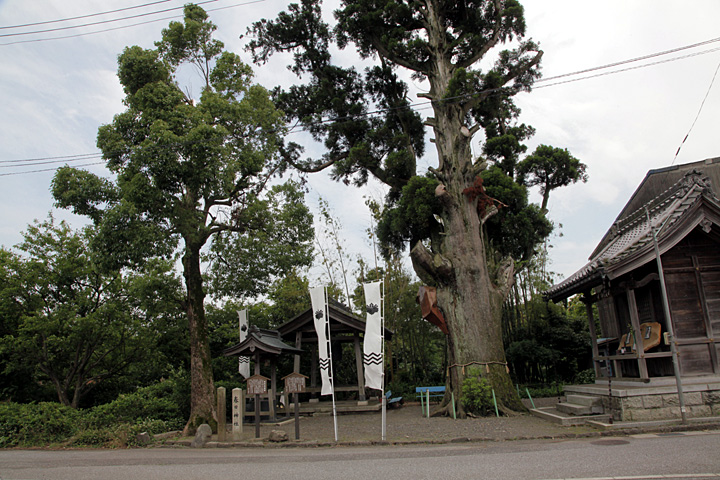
[1,0,719,286]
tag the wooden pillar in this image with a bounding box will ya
[692,255,719,372]
[354,333,366,401]
[583,292,601,380]
[294,331,303,373]
[270,360,277,420]
[310,347,318,388]
[626,288,649,380]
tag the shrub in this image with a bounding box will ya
[85,375,187,428]
[573,368,596,385]
[461,369,494,416]
[0,402,80,447]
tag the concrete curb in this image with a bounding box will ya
[157,419,720,449]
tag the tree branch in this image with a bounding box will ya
[456,0,504,69]
[410,241,454,285]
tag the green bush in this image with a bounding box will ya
[0,374,189,448]
[573,369,595,385]
[0,402,81,447]
[69,427,115,447]
[461,369,494,416]
[85,375,187,428]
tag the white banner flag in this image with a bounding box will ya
[310,286,333,396]
[237,310,250,379]
[363,281,383,391]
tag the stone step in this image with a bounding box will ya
[531,407,612,426]
[565,394,602,407]
[557,402,604,416]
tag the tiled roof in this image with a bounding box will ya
[546,169,716,301]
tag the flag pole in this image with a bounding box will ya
[381,280,386,441]
[325,287,339,442]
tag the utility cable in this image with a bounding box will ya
[0,0,265,47]
[0,0,218,38]
[0,0,174,30]
[672,57,720,164]
[3,37,719,175]
[0,162,105,177]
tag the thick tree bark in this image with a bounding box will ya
[410,6,526,416]
[182,242,217,435]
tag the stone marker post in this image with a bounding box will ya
[232,387,244,439]
[217,386,227,442]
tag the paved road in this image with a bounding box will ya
[2,430,720,480]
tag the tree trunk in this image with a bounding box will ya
[409,15,526,415]
[182,242,217,435]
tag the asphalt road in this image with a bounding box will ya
[2,430,720,480]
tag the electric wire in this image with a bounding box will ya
[3,37,719,176]
[672,58,720,164]
[0,0,218,38]
[0,162,106,177]
[0,0,265,47]
[0,0,174,30]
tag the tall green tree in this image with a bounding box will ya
[247,0,551,415]
[52,6,313,433]
[517,144,588,212]
[0,217,170,408]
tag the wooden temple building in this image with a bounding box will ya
[277,298,393,404]
[544,158,720,422]
[224,299,393,418]
[223,325,303,420]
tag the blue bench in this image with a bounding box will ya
[416,386,445,417]
[385,390,403,408]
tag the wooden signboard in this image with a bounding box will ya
[246,374,269,395]
[282,372,308,440]
[283,372,308,394]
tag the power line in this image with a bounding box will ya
[0,156,104,169]
[3,37,719,176]
[672,58,720,165]
[0,153,101,164]
[0,0,174,30]
[0,0,218,39]
[537,36,720,84]
[0,162,106,177]
[0,0,265,47]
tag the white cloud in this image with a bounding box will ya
[2,0,720,286]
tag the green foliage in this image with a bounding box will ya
[0,374,189,448]
[505,300,591,385]
[85,375,188,429]
[0,402,81,447]
[517,144,588,210]
[573,369,596,385]
[377,175,442,254]
[206,181,314,299]
[482,166,553,262]
[0,217,178,408]
[52,5,314,428]
[461,369,495,416]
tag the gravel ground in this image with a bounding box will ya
[166,397,600,446]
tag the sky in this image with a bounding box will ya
[1,0,719,287]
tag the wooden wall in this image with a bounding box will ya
[663,227,720,375]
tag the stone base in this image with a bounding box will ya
[564,378,720,422]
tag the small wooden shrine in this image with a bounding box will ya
[545,158,720,421]
[277,298,393,402]
[223,325,303,420]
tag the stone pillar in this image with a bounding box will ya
[217,386,226,442]
[232,387,244,439]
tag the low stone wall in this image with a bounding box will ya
[566,381,720,422]
[603,391,720,421]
